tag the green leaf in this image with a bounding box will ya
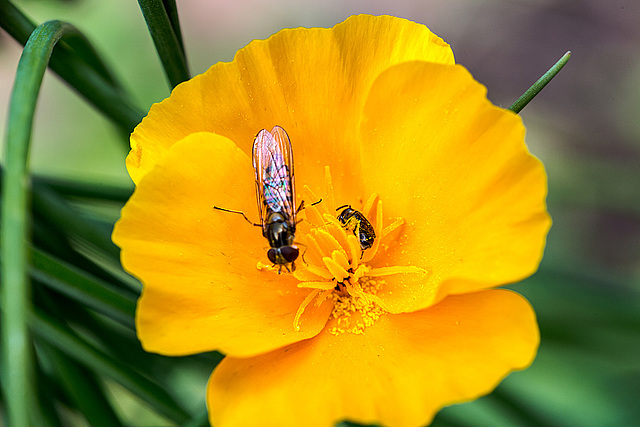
[137,0,190,88]
[162,0,186,55]
[182,409,210,427]
[30,309,191,424]
[30,248,136,329]
[1,19,82,427]
[33,174,132,203]
[39,343,124,427]
[0,2,144,132]
[508,51,571,114]
[31,182,120,258]
[33,360,64,427]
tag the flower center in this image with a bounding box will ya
[292,205,392,334]
[292,166,426,334]
[327,276,387,335]
[256,166,426,334]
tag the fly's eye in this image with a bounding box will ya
[280,246,299,263]
[267,248,278,264]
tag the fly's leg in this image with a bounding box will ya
[295,198,323,214]
[213,206,261,227]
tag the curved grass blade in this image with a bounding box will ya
[33,359,64,427]
[39,342,124,427]
[0,2,144,132]
[31,181,120,258]
[33,174,133,203]
[30,309,191,424]
[30,248,136,329]
[29,206,139,297]
[183,409,210,427]
[509,51,571,113]
[137,0,190,88]
[1,19,86,427]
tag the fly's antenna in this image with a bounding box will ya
[213,206,261,227]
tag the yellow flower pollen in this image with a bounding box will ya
[329,279,386,335]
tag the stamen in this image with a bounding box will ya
[381,218,405,239]
[346,234,360,269]
[314,228,347,261]
[331,250,350,272]
[293,289,321,332]
[294,264,334,281]
[297,281,336,290]
[322,256,350,282]
[362,193,378,219]
[322,214,352,256]
[344,274,388,311]
[367,265,429,276]
[302,234,325,267]
[323,166,335,211]
[315,289,333,307]
[362,199,384,263]
[343,279,370,303]
[303,185,325,226]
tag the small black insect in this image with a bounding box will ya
[336,205,376,251]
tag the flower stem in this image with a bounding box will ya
[508,51,571,114]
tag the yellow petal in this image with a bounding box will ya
[127,14,454,199]
[113,132,331,357]
[207,289,538,427]
[360,62,551,312]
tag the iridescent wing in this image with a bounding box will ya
[252,126,296,235]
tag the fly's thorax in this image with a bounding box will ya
[336,206,356,223]
[264,211,296,248]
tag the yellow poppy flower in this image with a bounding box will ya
[113,14,550,427]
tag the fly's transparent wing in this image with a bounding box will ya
[252,126,296,235]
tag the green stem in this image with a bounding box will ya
[137,0,190,88]
[0,2,144,133]
[508,51,571,114]
[0,20,85,427]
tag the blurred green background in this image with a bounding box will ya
[1,0,639,426]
